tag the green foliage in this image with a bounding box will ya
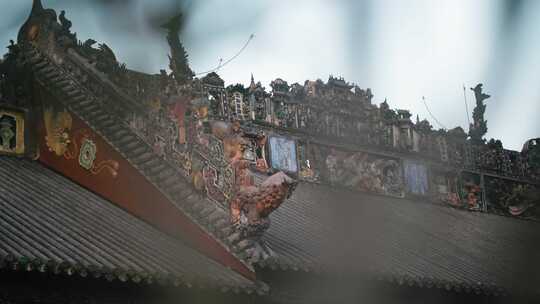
[162,13,194,84]
[468,84,490,144]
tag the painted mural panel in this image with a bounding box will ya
[404,161,428,195]
[269,136,298,173]
[322,149,405,198]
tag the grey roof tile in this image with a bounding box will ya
[0,156,260,293]
[261,181,540,296]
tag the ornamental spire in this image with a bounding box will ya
[249,73,256,90]
[32,0,44,14]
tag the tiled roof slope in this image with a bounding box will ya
[0,156,262,294]
[259,180,540,296]
[21,42,254,267]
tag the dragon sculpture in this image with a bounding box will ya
[230,171,297,239]
[208,120,297,239]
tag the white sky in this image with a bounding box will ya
[1,0,538,150]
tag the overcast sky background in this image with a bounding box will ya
[1,0,539,150]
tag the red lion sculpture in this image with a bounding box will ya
[230,171,297,238]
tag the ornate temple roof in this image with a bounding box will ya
[0,156,263,294]
[327,75,353,89]
[257,179,540,297]
[12,2,258,275]
[3,2,538,302]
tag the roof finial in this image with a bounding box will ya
[249,73,257,91]
[32,0,44,14]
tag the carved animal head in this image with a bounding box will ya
[261,171,298,198]
[250,172,298,221]
[229,171,298,241]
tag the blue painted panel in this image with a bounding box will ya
[269,136,298,173]
[404,161,428,195]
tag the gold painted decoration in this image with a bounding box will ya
[90,158,119,178]
[43,108,119,178]
[0,110,25,155]
[44,107,72,156]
